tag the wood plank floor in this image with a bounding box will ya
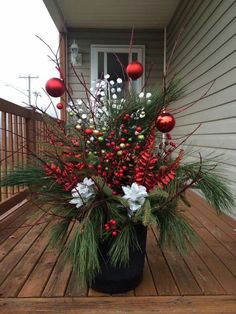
[0,191,236,313]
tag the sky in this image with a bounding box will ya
[0,0,59,115]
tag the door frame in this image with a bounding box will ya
[90,44,145,92]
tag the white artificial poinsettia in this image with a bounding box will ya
[69,177,95,208]
[122,183,148,214]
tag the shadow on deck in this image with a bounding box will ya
[0,191,235,313]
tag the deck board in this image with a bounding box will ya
[1,296,236,314]
[0,202,33,244]
[0,193,235,313]
[146,229,180,295]
[0,211,45,263]
[134,257,157,296]
[0,218,48,290]
[41,223,76,297]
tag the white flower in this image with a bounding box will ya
[117,78,123,84]
[112,94,117,99]
[77,99,83,105]
[122,183,148,214]
[69,177,95,208]
[81,114,87,119]
[139,92,144,98]
[139,111,146,118]
[83,177,94,186]
[111,88,116,93]
[110,80,115,85]
[100,91,105,96]
[146,92,152,98]
[117,87,122,93]
[104,74,110,79]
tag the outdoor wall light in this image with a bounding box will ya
[70,40,82,66]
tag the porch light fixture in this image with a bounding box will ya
[70,40,82,66]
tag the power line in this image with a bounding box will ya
[19,74,39,105]
[0,79,28,97]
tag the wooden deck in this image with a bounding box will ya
[0,191,236,313]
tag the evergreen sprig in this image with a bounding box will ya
[156,205,198,253]
[180,160,235,213]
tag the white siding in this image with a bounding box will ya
[167,0,236,216]
[67,28,163,99]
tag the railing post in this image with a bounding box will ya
[26,108,36,159]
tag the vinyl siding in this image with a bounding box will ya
[67,28,164,100]
[167,0,236,216]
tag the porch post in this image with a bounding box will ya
[163,27,167,78]
[59,32,68,122]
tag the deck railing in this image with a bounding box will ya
[0,98,49,213]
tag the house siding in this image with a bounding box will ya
[67,28,164,100]
[167,0,236,215]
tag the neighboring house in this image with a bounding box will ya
[43,0,236,217]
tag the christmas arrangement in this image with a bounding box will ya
[1,40,234,293]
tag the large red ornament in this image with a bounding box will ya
[155,112,176,133]
[45,78,65,97]
[126,61,144,80]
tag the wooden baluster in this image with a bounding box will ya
[13,115,20,193]
[23,117,28,190]
[26,109,36,163]
[8,113,14,196]
[1,112,7,200]
[18,116,24,191]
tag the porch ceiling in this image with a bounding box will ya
[43,0,180,31]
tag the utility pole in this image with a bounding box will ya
[19,74,39,105]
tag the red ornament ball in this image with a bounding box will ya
[84,128,94,135]
[45,78,65,97]
[56,103,63,110]
[155,112,176,133]
[126,61,144,80]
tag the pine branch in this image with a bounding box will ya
[156,207,198,253]
[108,223,140,267]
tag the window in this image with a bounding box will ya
[91,45,145,93]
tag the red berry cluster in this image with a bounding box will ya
[104,219,119,237]
[44,162,79,191]
[77,117,147,193]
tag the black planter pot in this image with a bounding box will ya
[91,224,147,294]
